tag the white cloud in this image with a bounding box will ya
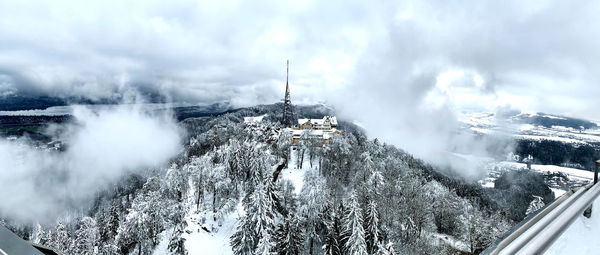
[0,105,182,223]
[1,0,600,178]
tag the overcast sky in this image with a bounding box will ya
[1,0,599,118]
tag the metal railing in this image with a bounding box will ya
[484,160,600,255]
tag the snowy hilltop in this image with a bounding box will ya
[3,104,534,255]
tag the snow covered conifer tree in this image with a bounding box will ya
[322,206,343,255]
[343,192,367,255]
[37,226,52,246]
[72,216,99,255]
[168,203,188,255]
[375,242,396,255]
[299,170,328,254]
[255,232,275,255]
[117,191,161,255]
[107,200,120,240]
[526,195,545,215]
[274,214,304,255]
[368,168,385,199]
[364,200,381,254]
[50,221,71,254]
[232,182,275,255]
[97,208,109,244]
[231,215,256,255]
[252,182,275,238]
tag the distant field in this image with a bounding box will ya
[0,115,70,141]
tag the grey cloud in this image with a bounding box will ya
[0,105,182,223]
[2,0,600,176]
[0,0,377,107]
[329,0,600,175]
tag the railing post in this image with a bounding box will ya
[583,160,599,218]
[595,160,599,185]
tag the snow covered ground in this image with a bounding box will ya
[545,199,600,255]
[458,111,600,145]
[152,229,173,255]
[429,233,469,253]
[153,205,240,255]
[181,203,241,255]
[281,167,306,195]
[153,181,242,255]
[280,146,317,195]
[479,161,592,198]
[153,147,315,255]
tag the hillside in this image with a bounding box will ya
[1,104,539,255]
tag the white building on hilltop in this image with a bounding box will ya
[292,116,340,144]
[243,115,266,126]
[297,116,338,130]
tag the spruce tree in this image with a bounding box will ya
[274,214,304,255]
[72,217,99,255]
[255,233,275,255]
[168,203,188,255]
[97,208,109,243]
[375,242,396,255]
[365,200,381,254]
[252,182,275,237]
[232,182,276,255]
[343,192,367,255]
[231,216,256,255]
[322,207,342,255]
[50,222,71,254]
[107,200,120,240]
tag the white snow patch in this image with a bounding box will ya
[514,134,587,144]
[243,115,266,125]
[551,188,567,198]
[281,168,306,195]
[281,146,318,195]
[152,228,174,255]
[183,203,241,255]
[519,124,535,132]
[497,161,594,181]
[543,115,567,120]
[482,181,495,188]
[546,199,600,255]
[429,232,469,252]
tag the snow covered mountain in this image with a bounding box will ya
[5,104,598,255]
[459,111,600,146]
[2,104,527,255]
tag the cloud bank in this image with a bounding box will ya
[1,0,600,177]
[0,105,182,223]
[1,1,599,117]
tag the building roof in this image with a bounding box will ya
[297,116,337,126]
[243,115,266,124]
[0,225,44,255]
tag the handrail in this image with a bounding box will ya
[494,185,590,255]
[485,188,577,255]
[518,182,600,254]
[483,160,600,254]
[485,184,600,255]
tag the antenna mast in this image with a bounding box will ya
[282,60,293,127]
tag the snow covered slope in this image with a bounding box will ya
[545,199,600,254]
[181,203,241,255]
[479,161,592,198]
[458,111,600,145]
[154,147,316,255]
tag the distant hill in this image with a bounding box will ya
[0,95,67,111]
[514,112,597,130]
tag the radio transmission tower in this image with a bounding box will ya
[282,60,293,127]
